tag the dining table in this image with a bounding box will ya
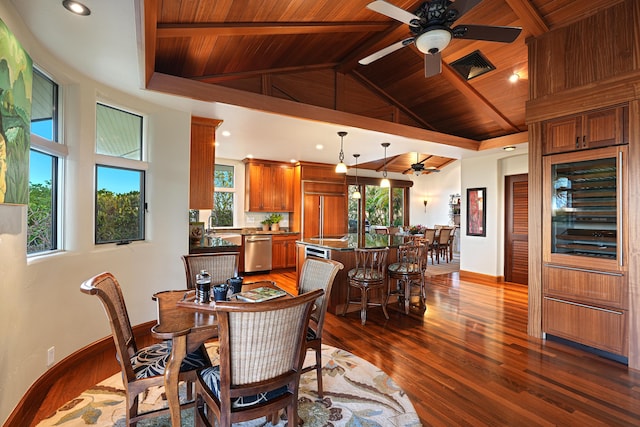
[151,280,286,426]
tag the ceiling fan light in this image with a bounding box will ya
[415,29,451,55]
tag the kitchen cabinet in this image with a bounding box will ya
[302,182,347,239]
[542,145,628,356]
[272,233,299,269]
[543,105,628,155]
[189,117,222,209]
[244,159,294,212]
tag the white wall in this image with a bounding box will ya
[0,3,192,422]
[409,160,461,227]
[459,151,528,277]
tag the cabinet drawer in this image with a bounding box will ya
[543,297,627,356]
[543,265,627,309]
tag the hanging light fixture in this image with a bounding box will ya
[335,131,348,173]
[352,154,362,199]
[380,142,390,188]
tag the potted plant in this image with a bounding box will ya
[260,218,272,231]
[268,213,283,231]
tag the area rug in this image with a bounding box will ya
[425,255,459,276]
[37,344,421,427]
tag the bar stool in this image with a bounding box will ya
[343,247,389,325]
[387,244,426,314]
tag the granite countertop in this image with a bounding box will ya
[297,233,408,251]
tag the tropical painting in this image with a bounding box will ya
[0,18,32,205]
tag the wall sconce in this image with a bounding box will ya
[423,199,428,212]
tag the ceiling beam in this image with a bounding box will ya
[192,63,339,84]
[156,22,391,38]
[440,61,521,133]
[503,0,549,37]
[478,131,529,150]
[350,70,437,131]
[148,72,481,151]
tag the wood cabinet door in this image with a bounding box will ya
[583,105,628,150]
[285,236,299,267]
[189,117,221,209]
[271,238,286,269]
[246,163,265,211]
[322,195,347,236]
[543,115,581,155]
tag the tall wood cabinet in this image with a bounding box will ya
[272,233,299,269]
[244,159,294,212]
[189,117,222,209]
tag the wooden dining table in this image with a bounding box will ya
[151,280,285,426]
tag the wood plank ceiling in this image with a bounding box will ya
[144,0,619,174]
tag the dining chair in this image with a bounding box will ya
[194,289,323,427]
[374,227,390,234]
[182,252,240,288]
[343,247,390,325]
[447,227,457,261]
[422,228,437,263]
[80,272,211,427]
[434,227,453,263]
[298,257,344,398]
[387,244,426,314]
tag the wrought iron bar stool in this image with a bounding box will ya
[387,244,426,314]
[343,247,389,325]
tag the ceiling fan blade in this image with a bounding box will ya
[366,0,419,26]
[425,51,442,78]
[452,24,522,43]
[450,0,483,20]
[359,37,415,65]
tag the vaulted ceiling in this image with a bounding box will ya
[143,0,620,174]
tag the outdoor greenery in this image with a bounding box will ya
[349,184,405,229]
[95,189,142,242]
[210,165,234,226]
[27,180,53,253]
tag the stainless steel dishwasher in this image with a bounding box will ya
[244,235,273,272]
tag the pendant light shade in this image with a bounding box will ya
[335,131,348,173]
[352,154,361,199]
[380,142,390,188]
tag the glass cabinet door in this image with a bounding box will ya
[544,145,626,271]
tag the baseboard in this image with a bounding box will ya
[5,321,156,427]
[459,270,503,283]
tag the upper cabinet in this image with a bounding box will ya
[244,159,294,212]
[189,117,222,209]
[543,105,628,155]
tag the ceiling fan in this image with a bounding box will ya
[359,0,522,77]
[410,152,440,175]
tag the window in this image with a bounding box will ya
[28,69,63,255]
[95,103,146,244]
[347,178,410,234]
[210,164,235,227]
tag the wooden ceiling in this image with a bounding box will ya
[143,0,619,173]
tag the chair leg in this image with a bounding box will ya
[315,348,323,398]
[343,284,351,316]
[360,287,368,325]
[380,285,389,320]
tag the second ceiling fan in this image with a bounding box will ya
[359,0,522,77]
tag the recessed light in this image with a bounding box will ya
[503,146,516,151]
[62,0,91,16]
[509,73,520,83]
[221,130,231,137]
[315,144,323,150]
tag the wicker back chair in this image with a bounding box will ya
[435,228,453,263]
[387,244,427,314]
[195,289,323,426]
[182,252,240,288]
[80,272,210,426]
[422,228,437,263]
[343,247,390,325]
[298,258,344,398]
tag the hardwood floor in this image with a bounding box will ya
[30,270,640,426]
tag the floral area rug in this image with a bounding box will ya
[37,344,421,427]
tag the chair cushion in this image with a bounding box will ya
[199,366,289,408]
[388,262,422,274]
[347,268,383,281]
[130,342,209,379]
[306,326,317,341]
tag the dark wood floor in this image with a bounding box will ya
[31,269,640,426]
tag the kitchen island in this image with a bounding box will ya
[296,233,411,315]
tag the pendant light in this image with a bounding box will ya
[380,142,390,188]
[335,131,348,173]
[352,154,362,199]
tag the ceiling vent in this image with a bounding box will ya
[450,50,495,80]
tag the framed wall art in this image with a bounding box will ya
[466,187,486,237]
